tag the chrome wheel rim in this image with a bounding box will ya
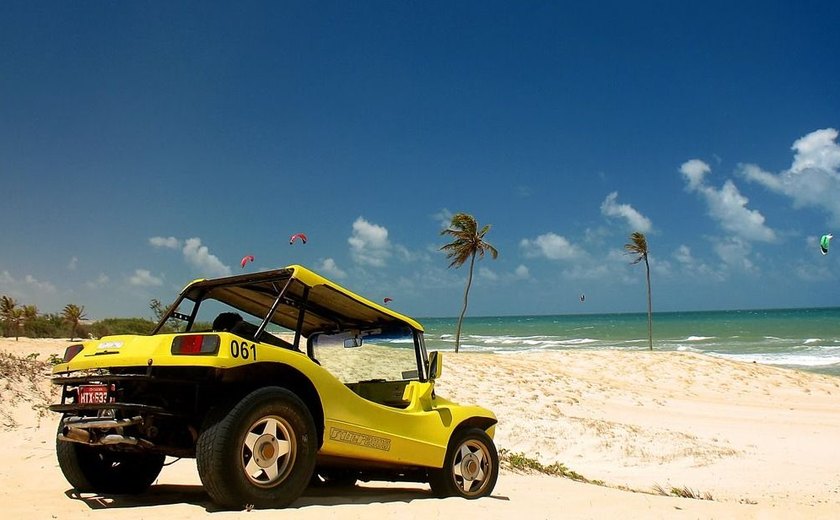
[241,415,296,487]
[451,439,492,496]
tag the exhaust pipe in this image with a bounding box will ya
[58,416,155,448]
[61,426,91,443]
[62,416,142,429]
[59,429,155,448]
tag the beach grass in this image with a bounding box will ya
[652,483,714,500]
[499,448,604,485]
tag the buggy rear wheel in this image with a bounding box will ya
[196,387,317,509]
[55,420,164,494]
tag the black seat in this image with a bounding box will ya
[230,320,259,341]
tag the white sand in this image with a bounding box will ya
[2,337,839,519]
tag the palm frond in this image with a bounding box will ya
[624,231,648,264]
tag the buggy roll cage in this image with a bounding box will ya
[152,265,428,374]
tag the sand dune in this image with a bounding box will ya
[2,337,839,519]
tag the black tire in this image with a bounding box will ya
[196,387,317,509]
[428,427,499,499]
[55,421,165,494]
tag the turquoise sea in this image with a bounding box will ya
[420,307,840,377]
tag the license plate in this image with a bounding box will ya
[77,384,111,404]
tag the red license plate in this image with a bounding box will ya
[77,384,110,404]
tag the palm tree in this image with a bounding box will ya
[21,304,38,337]
[7,308,24,341]
[22,304,38,321]
[1,296,19,339]
[440,213,499,353]
[625,232,653,350]
[62,303,87,341]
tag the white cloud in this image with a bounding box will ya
[672,245,725,281]
[791,128,840,172]
[514,264,530,279]
[149,236,231,277]
[520,232,584,260]
[349,217,391,267]
[680,159,710,191]
[149,236,182,249]
[0,271,57,311]
[674,244,694,265]
[433,208,453,230]
[795,261,834,282]
[680,159,776,242]
[85,273,110,289]
[129,269,163,287]
[394,244,417,262]
[561,262,612,281]
[318,258,347,279]
[478,267,499,281]
[600,192,652,233]
[0,271,57,294]
[713,237,756,272]
[67,256,78,270]
[182,238,232,277]
[740,128,840,225]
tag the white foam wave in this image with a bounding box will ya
[676,345,703,353]
[712,352,840,368]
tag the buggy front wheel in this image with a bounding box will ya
[428,427,498,499]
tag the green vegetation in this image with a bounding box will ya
[498,449,603,485]
[500,450,721,503]
[0,350,56,426]
[61,303,87,340]
[652,483,714,501]
[0,295,170,339]
[88,317,159,337]
[1,296,24,340]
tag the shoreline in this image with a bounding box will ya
[2,337,839,518]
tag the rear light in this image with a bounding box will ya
[171,334,221,355]
[63,344,84,363]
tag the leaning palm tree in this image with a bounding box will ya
[625,232,653,350]
[440,213,499,353]
[62,303,87,341]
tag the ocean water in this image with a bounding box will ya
[420,307,840,377]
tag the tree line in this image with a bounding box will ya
[0,295,159,341]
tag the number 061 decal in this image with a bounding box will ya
[230,340,257,361]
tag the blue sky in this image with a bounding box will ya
[2,1,840,320]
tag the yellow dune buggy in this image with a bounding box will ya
[50,265,498,509]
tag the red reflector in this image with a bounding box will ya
[180,335,203,354]
[171,335,220,355]
[63,344,84,362]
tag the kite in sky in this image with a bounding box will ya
[289,233,308,245]
[240,255,255,268]
[820,234,833,255]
